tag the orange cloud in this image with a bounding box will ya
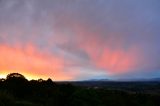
[0,44,72,81]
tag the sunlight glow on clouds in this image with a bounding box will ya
[0,44,71,80]
[0,0,160,80]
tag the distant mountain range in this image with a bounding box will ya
[150,78,160,81]
[86,78,160,82]
[85,79,109,81]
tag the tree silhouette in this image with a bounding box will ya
[6,73,26,80]
[5,73,28,98]
[0,73,159,106]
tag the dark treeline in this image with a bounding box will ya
[0,73,160,106]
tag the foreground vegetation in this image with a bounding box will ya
[0,73,160,106]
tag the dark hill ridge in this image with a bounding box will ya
[0,73,160,106]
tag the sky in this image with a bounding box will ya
[0,0,160,81]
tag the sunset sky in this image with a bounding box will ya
[0,0,160,81]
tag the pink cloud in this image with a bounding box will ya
[0,44,72,80]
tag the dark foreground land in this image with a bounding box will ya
[0,73,160,106]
